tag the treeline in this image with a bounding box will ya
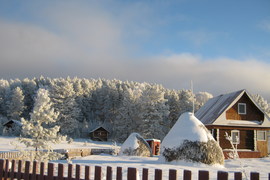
[0,76,247,142]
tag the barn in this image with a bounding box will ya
[195,89,270,158]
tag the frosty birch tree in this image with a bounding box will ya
[13,88,66,162]
[7,87,25,120]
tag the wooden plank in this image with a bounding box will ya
[169,169,177,180]
[106,166,113,180]
[217,171,228,180]
[75,164,81,180]
[24,161,30,180]
[94,166,102,180]
[199,170,209,180]
[155,169,163,180]
[234,172,242,180]
[116,167,122,180]
[127,168,137,180]
[32,161,38,180]
[142,168,149,180]
[250,172,260,180]
[68,164,73,180]
[4,159,9,180]
[0,159,4,180]
[58,164,65,180]
[10,160,16,180]
[47,163,55,180]
[39,162,45,180]
[183,170,192,180]
[17,160,23,180]
[84,166,91,180]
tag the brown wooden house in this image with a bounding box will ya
[195,89,270,158]
[90,126,110,141]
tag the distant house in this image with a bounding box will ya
[3,119,22,128]
[195,89,270,158]
[90,126,110,141]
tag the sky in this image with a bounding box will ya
[0,0,270,101]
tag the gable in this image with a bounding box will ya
[226,93,264,122]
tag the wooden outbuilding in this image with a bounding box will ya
[3,119,22,128]
[89,126,110,141]
[195,89,270,158]
[146,139,160,155]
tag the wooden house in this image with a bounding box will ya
[89,126,110,141]
[195,89,270,158]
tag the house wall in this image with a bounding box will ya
[226,93,264,121]
[257,139,268,157]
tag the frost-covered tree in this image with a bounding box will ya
[251,94,270,117]
[14,88,65,162]
[138,84,169,140]
[178,89,196,115]
[0,79,11,116]
[165,89,181,128]
[195,92,213,109]
[7,87,25,120]
[50,78,82,137]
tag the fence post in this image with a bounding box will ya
[58,164,65,180]
[0,159,4,180]
[217,171,228,180]
[199,170,209,180]
[68,164,73,180]
[234,172,242,180]
[142,168,149,180]
[47,163,55,180]
[24,161,30,180]
[116,167,123,180]
[76,164,81,180]
[39,162,45,180]
[250,172,260,180]
[169,169,177,180]
[127,167,137,180]
[85,166,91,180]
[32,161,38,180]
[17,160,23,180]
[184,170,192,180]
[10,160,16,180]
[155,169,163,180]
[106,166,113,180]
[95,166,102,180]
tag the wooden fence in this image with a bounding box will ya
[0,158,266,180]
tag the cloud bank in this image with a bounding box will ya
[0,1,270,101]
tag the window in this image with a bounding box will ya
[257,130,266,141]
[238,103,246,114]
[231,130,240,144]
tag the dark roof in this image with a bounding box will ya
[195,89,245,125]
[3,119,22,127]
[89,126,110,133]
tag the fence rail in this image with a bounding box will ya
[0,158,266,180]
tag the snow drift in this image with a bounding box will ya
[158,112,224,165]
[118,133,153,157]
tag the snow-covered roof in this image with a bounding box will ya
[195,89,270,127]
[89,126,110,133]
[3,119,22,127]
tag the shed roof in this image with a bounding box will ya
[89,126,110,133]
[3,119,22,127]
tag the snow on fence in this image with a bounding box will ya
[0,158,264,180]
[0,149,118,160]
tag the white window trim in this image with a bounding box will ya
[257,130,266,141]
[238,103,246,114]
[231,130,240,144]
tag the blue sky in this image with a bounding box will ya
[0,0,270,101]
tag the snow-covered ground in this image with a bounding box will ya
[1,136,270,180]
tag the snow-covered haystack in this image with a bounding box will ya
[119,133,153,157]
[158,112,224,166]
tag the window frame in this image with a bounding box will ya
[238,103,246,114]
[231,130,240,144]
[257,130,266,141]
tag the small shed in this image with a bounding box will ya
[146,139,160,155]
[90,126,110,141]
[3,120,22,128]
